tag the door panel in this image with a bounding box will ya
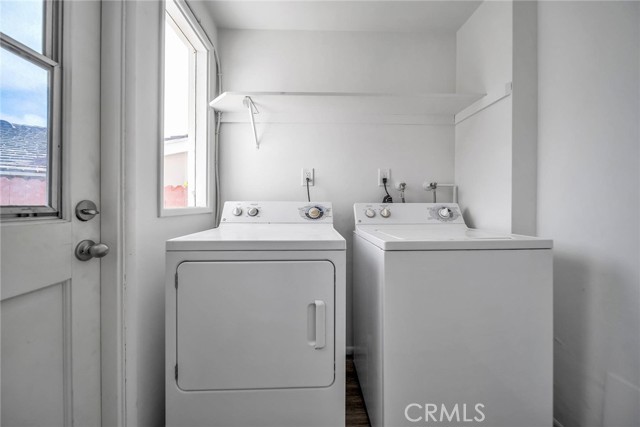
[177,260,335,391]
[0,223,72,299]
[1,282,70,427]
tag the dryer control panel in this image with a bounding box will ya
[354,203,466,225]
[221,201,334,223]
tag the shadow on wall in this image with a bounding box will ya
[460,206,474,228]
[553,252,593,425]
[553,251,640,426]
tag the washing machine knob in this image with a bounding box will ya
[248,207,259,217]
[365,209,376,218]
[307,207,322,219]
[438,207,452,219]
[380,208,391,218]
[232,207,243,216]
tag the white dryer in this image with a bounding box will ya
[352,203,553,427]
[166,201,346,427]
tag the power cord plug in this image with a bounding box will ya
[382,177,393,203]
[306,177,311,202]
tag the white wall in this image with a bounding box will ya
[538,2,640,426]
[456,1,512,95]
[455,98,513,231]
[187,0,220,50]
[218,29,458,347]
[455,0,538,235]
[455,1,513,232]
[220,29,455,93]
[117,2,219,426]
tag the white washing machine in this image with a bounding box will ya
[166,201,346,427]
[352,203,553,427]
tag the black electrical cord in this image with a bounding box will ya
[382,178,393,203]
[306,177,311,202]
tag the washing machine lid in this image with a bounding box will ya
[167,224,346,251]
[355,225,553,250]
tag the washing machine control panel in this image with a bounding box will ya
[221,201,334,223]
[354,203,466,225]
[427,205,461,222]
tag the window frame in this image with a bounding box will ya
[0,0,62,219]
[159,0,213,217]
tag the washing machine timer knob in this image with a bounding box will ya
[232,207,243,216]
[438,207,452,219]
[307,207,322,219]
[248,207,260,217]
[380,208,391,218]
[365,208,376,218]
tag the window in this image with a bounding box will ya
[161,0,211,214]
[0,0,60,218]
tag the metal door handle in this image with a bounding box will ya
[314,300,326,350]
[75,240,110,261]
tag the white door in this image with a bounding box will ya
[1,1,102,426]
[176,260,336,391]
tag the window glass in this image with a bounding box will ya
[0,47,50,207]
[164,16,191,138]
[0,0,44,53]
[162,0,209,211]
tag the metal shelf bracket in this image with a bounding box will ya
[242,96,260,149]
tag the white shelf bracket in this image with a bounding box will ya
[455,82,512,125]
[242,96,260,149]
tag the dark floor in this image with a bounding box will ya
[346,357,371,427]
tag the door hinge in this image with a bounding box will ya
[175,273,178,289]
[175,364,178,380]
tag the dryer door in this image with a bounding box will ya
[176,260,335,391]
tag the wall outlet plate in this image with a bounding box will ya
[378,168,391,187]
[301,168,314,186]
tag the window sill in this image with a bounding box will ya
[160,206,213,218]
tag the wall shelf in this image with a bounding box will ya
[209,91,485,125]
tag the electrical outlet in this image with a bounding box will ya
[301,168,314,186]
[378,168,391,187]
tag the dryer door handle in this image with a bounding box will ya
[313,300,326,350]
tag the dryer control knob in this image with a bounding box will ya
[232,207,243,216]
[380,208,391,218]
[308,207,322,219]
[438,207,452,219]
[365,209,376,218]
[248,207,259,217]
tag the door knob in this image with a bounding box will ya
[75,240,110,261]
